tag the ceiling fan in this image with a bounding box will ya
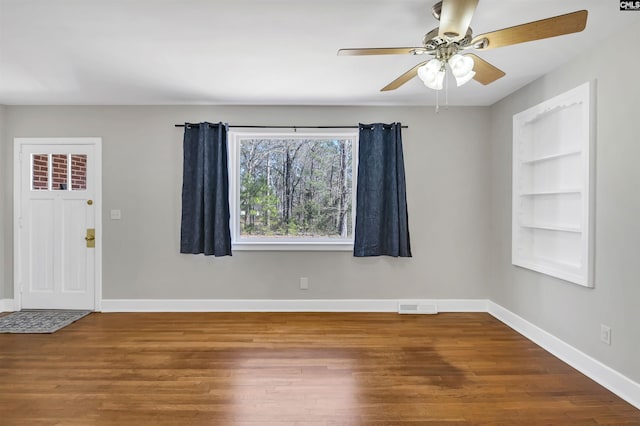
[338,0,588,91]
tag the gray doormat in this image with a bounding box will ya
[0,310,91,333]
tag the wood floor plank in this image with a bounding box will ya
[1,312,638,425]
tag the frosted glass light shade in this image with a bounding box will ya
[449,54,474,76]
[449,54,475,87]
[417,59,445,90]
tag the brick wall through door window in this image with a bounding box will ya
[32,154,87,191]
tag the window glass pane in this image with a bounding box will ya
[71,154,87,190]
[32,154,49,191]
[239,138,353,239]
[52,154,68,191]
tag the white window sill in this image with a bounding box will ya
[232,241,354,252]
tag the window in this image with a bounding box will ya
[229,131,358,250]
[31,153,87,191]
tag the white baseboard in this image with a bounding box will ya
[0,299,16,313]
[101,298,489,313]
[488,301,640,410]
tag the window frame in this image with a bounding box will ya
[228,129,359,251]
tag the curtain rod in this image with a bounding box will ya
[174,124,408,129]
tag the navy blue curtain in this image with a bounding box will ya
[354,123,411,257]
[180,122,232,256]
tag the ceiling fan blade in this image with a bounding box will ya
[466,53,505,85]
[380,61,428,91]
[438,0,479,40]
[472,10,588,50]
[338,47,426,56]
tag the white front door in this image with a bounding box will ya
[15,138,102,310]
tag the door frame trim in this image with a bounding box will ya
[13,137,103,311]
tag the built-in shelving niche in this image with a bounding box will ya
[512,82,594,287]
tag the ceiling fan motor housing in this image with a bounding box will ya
[423,27,473,53]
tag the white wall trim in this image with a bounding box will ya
[488,301,640,410]
[101,298,489,313]
[0,299,16,313]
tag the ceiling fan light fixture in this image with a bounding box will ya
[418,58,445,90]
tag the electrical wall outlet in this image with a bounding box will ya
[300,277,309,290]
[600,324,611,345]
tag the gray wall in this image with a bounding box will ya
[2,105,491,300]
[0,105,5,299]
[488,21,640,383]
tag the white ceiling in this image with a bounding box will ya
[1,0,639,106]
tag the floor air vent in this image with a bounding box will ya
[398,303,438,314]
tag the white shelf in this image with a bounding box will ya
[520,223,582,233]
[520,150,581,164]
[519,189,581,196]
[512,82,592,288]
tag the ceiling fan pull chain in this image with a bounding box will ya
[445,70,449,109]
[435,89,440,113]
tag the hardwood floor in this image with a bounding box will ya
[1,312,638,425]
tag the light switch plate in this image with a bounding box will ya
[110,209,122,220]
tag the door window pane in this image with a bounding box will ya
[71,154,87,190]
[32,154,49,191]
[52,154,68,191]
